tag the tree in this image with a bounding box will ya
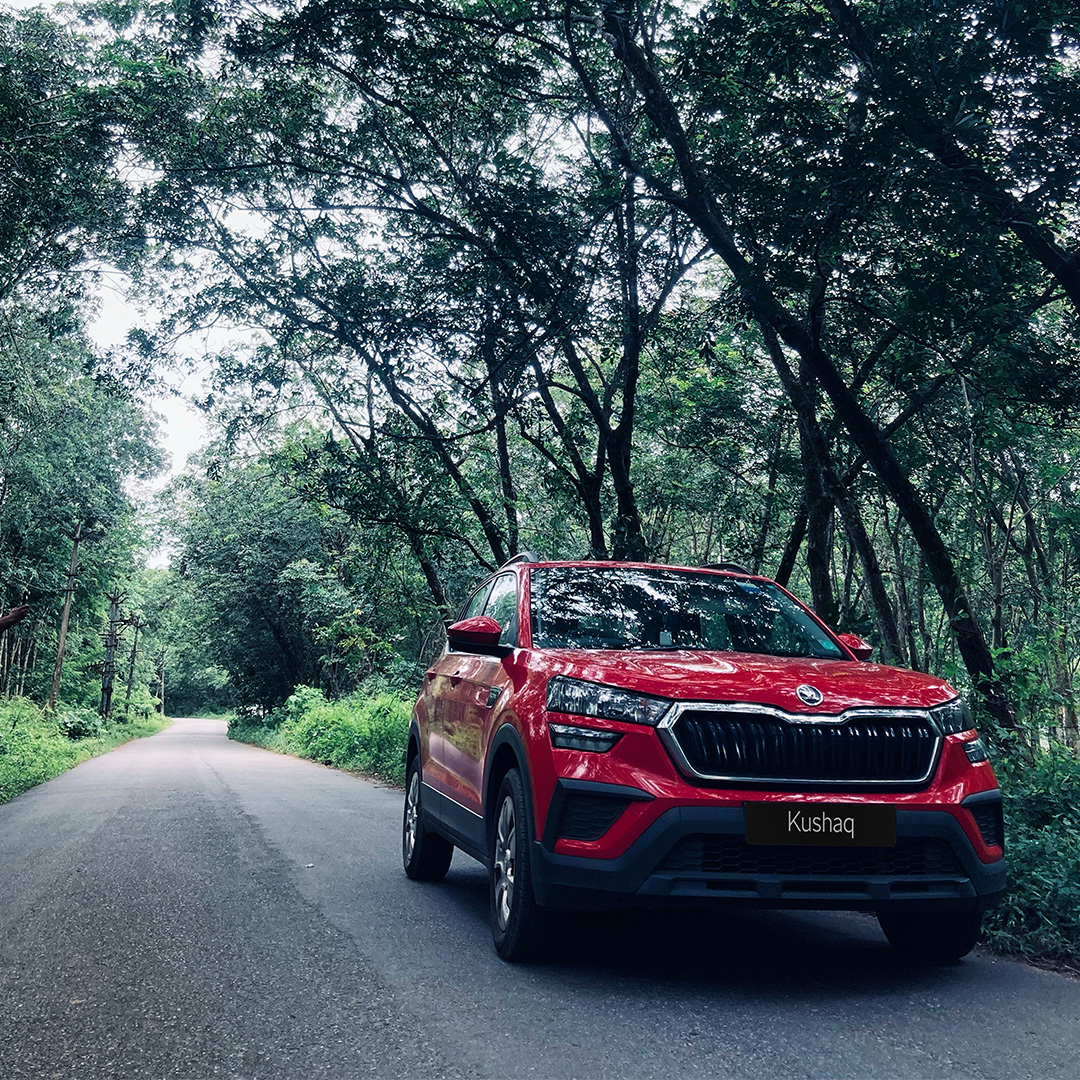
[167,440,433,709]
[0,311,163,705]
[0,9,135,305]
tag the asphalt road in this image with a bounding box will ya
[1,719,1078,1080]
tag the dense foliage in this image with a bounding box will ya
[229,684,410,786]
[986,749,1080,963]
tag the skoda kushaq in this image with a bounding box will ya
[402,557,1005,961]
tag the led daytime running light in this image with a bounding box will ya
[548,723,621,752]
[963,737,989,763]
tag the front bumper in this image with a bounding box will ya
[532,799,1006,913]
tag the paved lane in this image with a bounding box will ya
[1,719,1077,1079]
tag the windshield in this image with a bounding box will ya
[529,566,845,660]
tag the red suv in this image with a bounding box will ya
[402,557,1005,961]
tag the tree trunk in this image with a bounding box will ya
[99,588,122,720]
[775,504,808,588]
[608,172,648,561]
[596,11,1006,718]
[49,522,81,710]
[483,324,520,556]
[751,421,782,575]
[409,535,453,625]
[800,422,838,626]
[882,499,920,670]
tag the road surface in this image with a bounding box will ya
[1,718,1077,1079]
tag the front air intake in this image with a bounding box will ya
[556,793,632,841]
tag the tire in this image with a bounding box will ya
[402,757,453,882]
[877,909,983,962]
[490,768,545,962]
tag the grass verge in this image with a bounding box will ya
[228,685,409,787]
[0,698,172,805]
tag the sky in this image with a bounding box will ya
[87,272,210,488]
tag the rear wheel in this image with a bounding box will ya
[490,768,544,962]
[402,758,453,881]
[877,909,983,962]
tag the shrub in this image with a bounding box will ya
[229,685,410,785]
[56,706,105,740]
[983,745,1080,963]
[0,697,169,804]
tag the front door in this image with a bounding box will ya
[440,573,519,818]
[423,581,491,800]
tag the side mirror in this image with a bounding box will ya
[837,632,873,661]
[447,615,503,650]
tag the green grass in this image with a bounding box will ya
[0,698,172,805]
[228,685,410,786]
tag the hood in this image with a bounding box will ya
[540,649,957,714]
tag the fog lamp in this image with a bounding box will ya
[548,722,621,752]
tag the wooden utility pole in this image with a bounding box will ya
[49,522,82,710]
[123,614,148,716]
[99,588,123,719]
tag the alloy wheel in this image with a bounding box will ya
[404,770,420,863]
[493,793,516,931]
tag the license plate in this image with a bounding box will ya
[745,802,896,847]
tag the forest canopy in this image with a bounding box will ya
[1,0,1079,742]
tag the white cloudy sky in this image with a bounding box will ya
[88,273,211,488]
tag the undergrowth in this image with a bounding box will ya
[0,698,171,804]
[983,744,1080,965]
[228,684,409,786]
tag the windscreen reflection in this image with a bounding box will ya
[529,567,844,659]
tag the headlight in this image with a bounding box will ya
[546,676,671,726]
[931,697,976,736]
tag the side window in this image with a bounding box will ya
[483,573,519,647]
[459,584,492,622]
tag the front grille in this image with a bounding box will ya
[557,793,631,841]
[668,710,937,784]
[658,836,963,877]
[969,801,1004,849]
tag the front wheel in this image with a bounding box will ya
[490,768,545,962]
[402,758,453,881]
[877,909,983,962]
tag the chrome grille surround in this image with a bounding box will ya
[657,702,943,787]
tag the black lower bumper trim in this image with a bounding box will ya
[531,805,1006,913]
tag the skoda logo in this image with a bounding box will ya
[796,684,824,707]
